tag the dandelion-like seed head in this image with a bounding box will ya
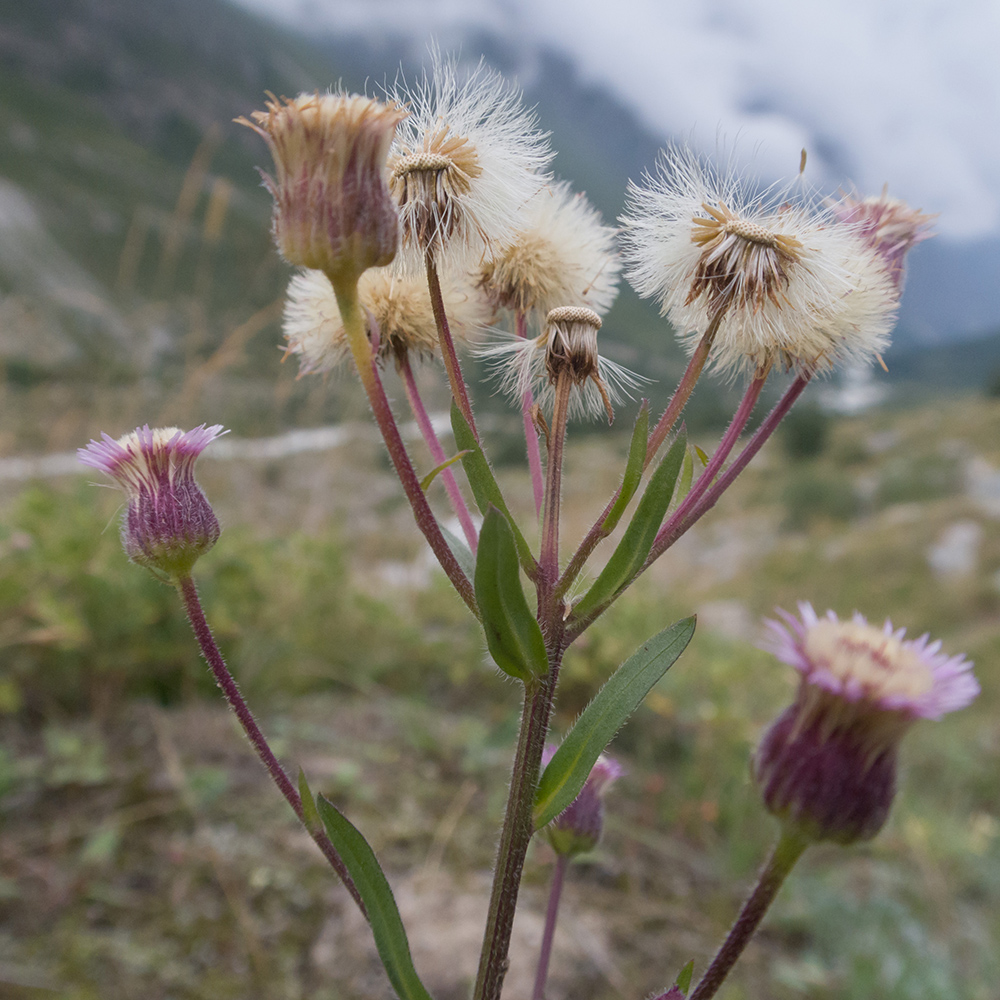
[831,189,935,293]
[621,147,900,377]
[479,179,620,319]
[387,53,553,270]
[78,425,225,580]
[237,92,405,281]
[283,266,488,374]
[541,747,624,857]
[755,603,978,844]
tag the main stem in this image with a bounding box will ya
[426,250,478,440]
[398,353,479,552]
[532,853,569,1000]
[474,372,573,1000]
[688,829,808,1000]
[328,271,478,615]
[472,665,561,1000]
[176,574,365,915]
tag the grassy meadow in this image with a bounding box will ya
[2,373,998,1000]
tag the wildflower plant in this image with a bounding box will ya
[78,53,978,1000]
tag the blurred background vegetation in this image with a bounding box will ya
[1,1,999,999]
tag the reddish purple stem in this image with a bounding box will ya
[176,574,365,916]
[532,853,569,1000]
[648,372,811,560]
[399,353,479,552]
[516,311,545,517]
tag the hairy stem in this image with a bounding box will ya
[328,271,478,615]
[541,372,572,582]
[649,372,811,560]
[398,353,479,552]
[646,367,768,564]
[689,829,808,1000]
[176,574,365,915]
[426,250,478,440]
[532,853,569,1000]
[559,316,722,598]
[472,661,562,1000]
[516,310,545,517]
[645,315,720,466]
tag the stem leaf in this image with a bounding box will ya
[572,432,687,621]
[317,797,435,1000]
[419,451,471,492]
[439,523,477,582]
[298,768,321,836]
[452,403,534,571]
[601,400,650,533]
[534,617,695,830]
[676,959,695,994]
[475,506,549,683]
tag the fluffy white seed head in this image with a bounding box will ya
[387,53,553,272]
[620,147,900,377]
[479,179,620,320]
[283,266,489,374]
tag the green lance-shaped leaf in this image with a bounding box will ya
[533,616,695,830]
[317,797,436,1000]
[438,523,477,583]
[572,432,687,621]
[601,400,650,534]
[475,506,549,683]
[451,403,534,570]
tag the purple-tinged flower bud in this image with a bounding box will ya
[831,190,935,294]
[541,747,624,857]
[78,425,225,580]
[755,603,978,845]
[237,93,406,283]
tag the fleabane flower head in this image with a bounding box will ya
[387,53,553,271]
[237,92,406,283]
[283,266,489,374]
[541,746,624,857]
[755,603,978,845]
[831,189,935,293]
[480,305,644,423]
[78,425,225,580]
[620,147,900,377]
[479,179,620,320]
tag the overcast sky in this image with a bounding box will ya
[234,0,999,244]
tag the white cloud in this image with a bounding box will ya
[235,0,1000,239]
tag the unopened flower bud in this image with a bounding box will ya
[832,190,935,293]
[755,604,978,845]
[79,425,225,580]
[542,748,624,857]
[237,93,406,282]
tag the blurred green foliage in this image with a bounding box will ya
[0,481,480,719]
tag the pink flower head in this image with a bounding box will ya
[832,190,935,294]
[79,425,225,579]
[541,746,624,857]
[755,602,978,844]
